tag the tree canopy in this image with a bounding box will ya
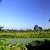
[34,25,43,32]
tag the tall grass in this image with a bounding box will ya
[0,32,50,38]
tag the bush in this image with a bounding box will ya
[26,39,50,50]
[0,38,27,50]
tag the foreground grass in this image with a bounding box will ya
[0,32,50,38]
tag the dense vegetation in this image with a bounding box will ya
[0,32,50,38]
[0,25,50,50]
[0,25,50,33]
[0,25,50,38]
[0,38,50,50]
[0,38,27,50]
[26,39,50,50]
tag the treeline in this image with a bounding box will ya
[0,29,33,33]
[0,29,50,33]
[0,25,50,33]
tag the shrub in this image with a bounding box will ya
[0,38,27,50]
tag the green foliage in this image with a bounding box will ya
[0,38,7,45]
[0,32,50,38]
[48,29,50,31]
[25,29,32,32]
[0,38,27,50]
[34,25,38,32]
[38,27,43,32]
[34,25,43,32]
[28,39,50,46]
[19,29,24,32]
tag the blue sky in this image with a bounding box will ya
[0,0,50,30]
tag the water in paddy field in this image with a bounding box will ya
[1,38,50,45]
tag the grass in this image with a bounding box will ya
[0,32,50,38]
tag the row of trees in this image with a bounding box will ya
[0,25,50,33]
[0,17,50,32]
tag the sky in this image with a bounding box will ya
[0,0,50,30]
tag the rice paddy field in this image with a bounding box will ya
[0,32,50,38]
[0,32,50,50]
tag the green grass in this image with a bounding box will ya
[0,32,50,38]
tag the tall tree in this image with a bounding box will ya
[34,25,38,32]
[34,25,43,36]
[38,27,43,32]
